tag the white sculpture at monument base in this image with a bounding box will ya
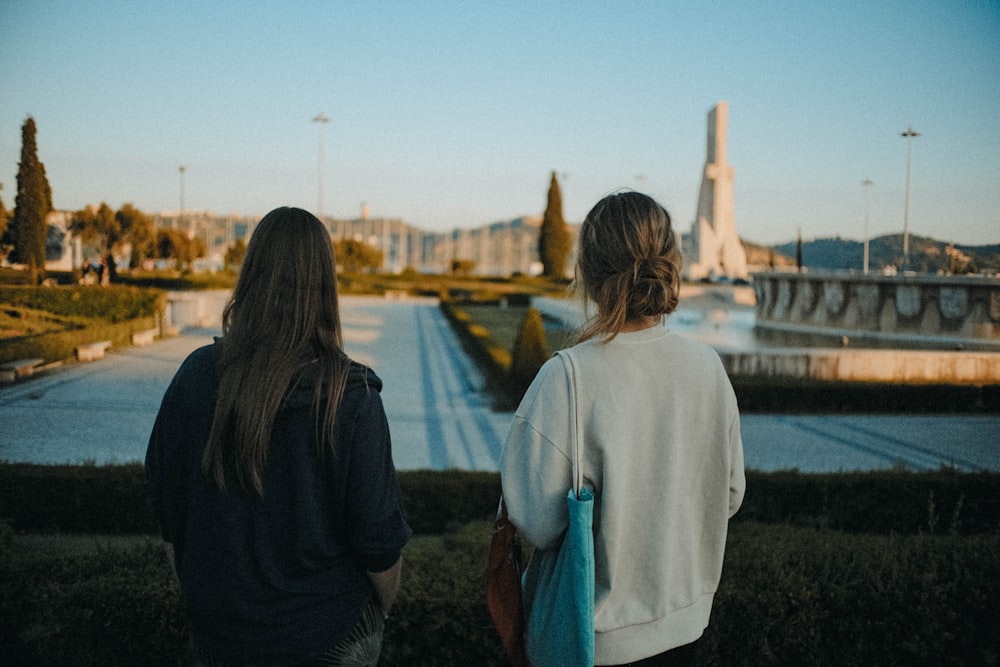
[683,101,748,281]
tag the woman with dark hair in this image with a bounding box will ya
[501,191,745,666]
[146,207,410,666]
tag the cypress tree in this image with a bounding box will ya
[11,116,52,283]
[0,191,10,245]
[538,171,571,279]
[796,228,803,272]
[509,307,549,402]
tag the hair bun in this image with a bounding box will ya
[627,255,679,318]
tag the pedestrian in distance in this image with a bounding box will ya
[146,206,411,666]
[500,191,746,666]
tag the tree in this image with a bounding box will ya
[796,228,803,272]
[0,189,11,261]
[225,238,247,272]
[10,116,53,283]
[155,228,205,270]
[70,203,120,281]
[70,202,157,277]
[538,171,571,280]
[334,238,383,273]
[509,307,549,402]
[116,203,155,269]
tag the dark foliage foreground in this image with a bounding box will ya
[0,465,998,664]
[0,521,997,666]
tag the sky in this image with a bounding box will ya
[2,1,999,246]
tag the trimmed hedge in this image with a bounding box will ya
[1,464,998,537]
[0,466,998,664]
[0,285,166,365]
[731,379,1000,413]
[1,521,997,665]
[0,315,160,365]
[439,300,513,406]
[0,285,165,321]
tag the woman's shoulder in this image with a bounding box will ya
[176,341,219,377]
[345,359,383,394]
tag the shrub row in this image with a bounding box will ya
[1,521,997,665]
[0,285,166,365]
[438,300,513,405]
[1,464,997,537]
[0,285,165,321]
[730,378,1000,413]
[0,315,160,365]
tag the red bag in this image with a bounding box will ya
[486,496,529,666]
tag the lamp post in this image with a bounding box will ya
[178,165,187,236]
[313,113,330,218]
[862,179,873,275]
[901,126,920,271]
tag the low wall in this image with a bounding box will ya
[164,290,230,331]
[753,271,1000,349]
[719,347,1000,386]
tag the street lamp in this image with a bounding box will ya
[901,126,920,271]
[862,179,873,275]
[313,113,330,217]
[179,166,187,235]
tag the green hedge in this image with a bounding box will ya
[0,285,165,321]
[438,300,514,406]
[0,315,160,365]
[0,466,997,664]
[1,464,997,537]
[0,285,166,364]
[1,521,997,665]
[737,468,1000,534]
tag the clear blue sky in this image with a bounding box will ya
[2,0,998,245]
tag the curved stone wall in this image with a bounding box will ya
[753,272,1000,348]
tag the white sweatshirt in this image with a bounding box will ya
[500,325,746,665]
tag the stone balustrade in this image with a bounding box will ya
[752,271,1000,349]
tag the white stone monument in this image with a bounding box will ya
[684,101,748,281]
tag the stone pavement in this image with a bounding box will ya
[1,296,997,472]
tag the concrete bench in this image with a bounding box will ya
[76,340,112,362]
[131,328,159,347]
[0,358,44,383]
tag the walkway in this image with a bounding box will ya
[1,296,997,472]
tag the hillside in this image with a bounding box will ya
[760,234,1000,274]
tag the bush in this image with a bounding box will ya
[0,285,166,364]
[439,301,512,405]
[0,285,165,322]
[0,535,186,665]
[702,524,1000,666]
[0,315,160,365]
[1,522,997,665]
[1,465,998,539]
[508,307,548,402]
[738,468,1000,535]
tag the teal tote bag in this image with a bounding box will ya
[524,349,596,667]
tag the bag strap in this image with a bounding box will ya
[557,349,584,497]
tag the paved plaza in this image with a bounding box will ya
[1,296,997,472]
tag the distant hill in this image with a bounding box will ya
[764,234,1000,275]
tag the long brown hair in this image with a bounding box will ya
[575,191,683,343]
[202,207,349,494]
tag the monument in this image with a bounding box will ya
[683,101,748,281]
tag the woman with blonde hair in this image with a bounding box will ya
[147,207,410,666]
[501,191,745,666]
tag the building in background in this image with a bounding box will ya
[148,210,575,277]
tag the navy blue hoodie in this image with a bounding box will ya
[146,342,411,663]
